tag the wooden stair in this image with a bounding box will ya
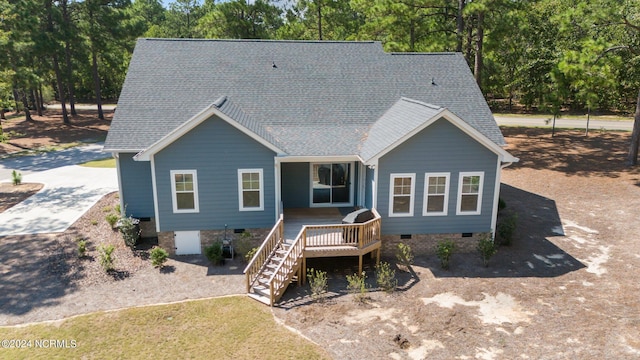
[244,216,304,306]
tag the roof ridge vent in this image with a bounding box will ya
[212,96,228,108]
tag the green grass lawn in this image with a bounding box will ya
[79,157,116,168]
[0,296,330,360]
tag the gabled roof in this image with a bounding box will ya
[360,98,519,164]
[105,39,506,156]
[134,97,284,161]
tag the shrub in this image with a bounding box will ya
[235,231,254,262]
[498,197,506,212]
[205,241,224,265]
[114,204,121,215]
[346,271,368,303]
[244,247,258,263]
[496,212,518,246]
[11,170,21,185]
[91,219,98,226]
[150,246,169,268]
[307,268,328,301]
[105,213,119,228]
[99,245,115,272]
[376,261,397,293]
[477,234,497,267]
[77,239,87,258]
[118,216,140,248]
[395,243,414,268]
[436,240,455,269]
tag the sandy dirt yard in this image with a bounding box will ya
[273,127,640,359]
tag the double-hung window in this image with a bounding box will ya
[389,173,415,217]
[423,173,450,216]
[170,170,199,213]
[456,172,484,215]
[238,169,264,211]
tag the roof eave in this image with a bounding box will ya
[133,100,285,161]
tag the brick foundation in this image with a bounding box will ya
[138,218,157,238]
[381,232,490,257]
[157,228,271,257]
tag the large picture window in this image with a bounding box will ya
[456,172,484,215]
[170,170,199,213]
[423,173,450,216]
[389,173,415,217]
[238,169,264,211]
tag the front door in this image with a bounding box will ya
[311,163,353,206]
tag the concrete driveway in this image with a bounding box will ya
[0,144,117,236]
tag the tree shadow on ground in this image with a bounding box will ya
[501,127,640,178]
[0,234,83,318]
[425,183,585,278]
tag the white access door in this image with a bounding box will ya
[174,231,201,255]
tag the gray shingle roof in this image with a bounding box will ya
[360,98,444,161]
[104,38,505,155]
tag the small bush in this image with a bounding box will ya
[498,197,506,212]
[105,213,119,228]
[91,219,98,226]
[346,271,368,303]
[477,234,497,267]
[496,212,518,246]
[77,239,87,258]
[150,246,169,268]
[114,204,121,214]
[376,261,397,293]
[235,231,254,262]
[307,268,328,301]
[118,216,140,248]
[436,240,455,269]
[204,241,224,265]
[245,247,258,263]
[98,245,115,272]
[395,243,414,268]
[11,170,21,185]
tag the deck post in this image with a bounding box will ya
[358,255,363,274]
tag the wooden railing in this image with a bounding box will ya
[244,214,284,293]
[303,208,381,249]
[266,228,305,305]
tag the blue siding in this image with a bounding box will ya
[118,153,155,218]
[377,118,498,234]
[365,166,374,209]
[281,162,310,208]
[154,116,276,231]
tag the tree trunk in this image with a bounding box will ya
[456,0,465,53]
[32,88,42,116]
[465,18,473,64]
[21,91,32,122]
[12,88,20,113]
[38,86,45,111]
[92,49,104,120]
[1,109,5,120]
[627,89,640,166]
[46,0,70,124]
[474,12,484,89]
[317,0,323,40]
[61,0,77,116]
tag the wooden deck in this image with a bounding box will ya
[245,208,382,305]
[284,207,382,282]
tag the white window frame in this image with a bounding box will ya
[238,169,264,211]
[423,172,450,216]
[456,171,484,215]
[388,173,416,217]
[170,170,199,213]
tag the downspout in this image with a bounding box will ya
[113,152,125,218]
